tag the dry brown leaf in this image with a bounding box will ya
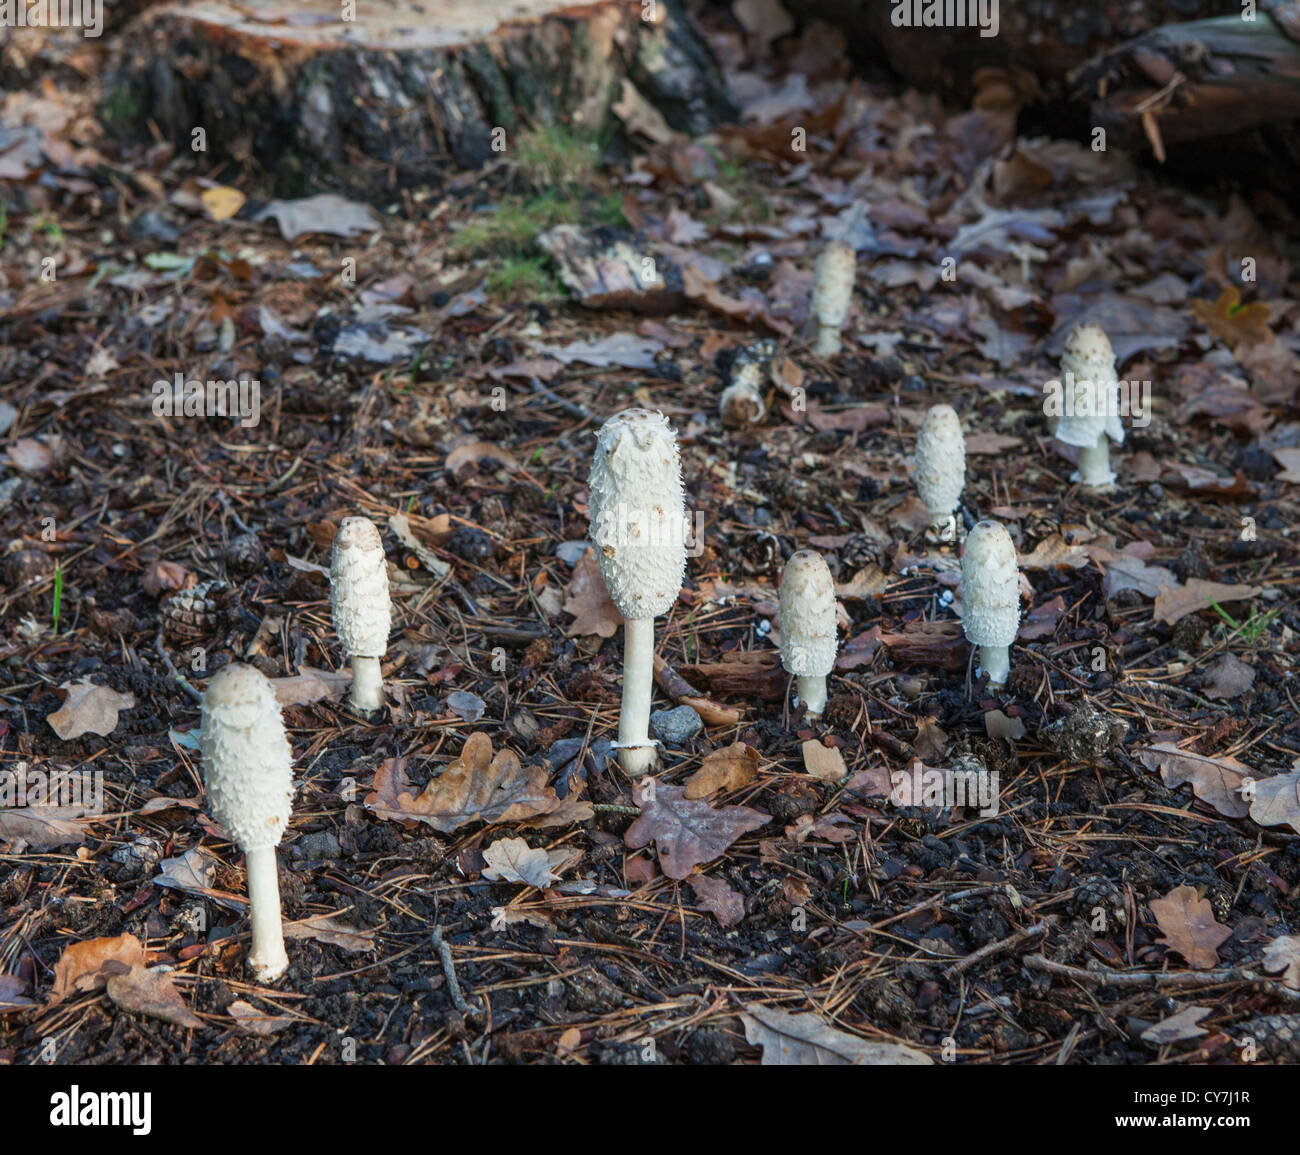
[1018,535,1091,571]
[51,934,146,1002]
[914,717,948,761]
[481,837,574,888]
[364,734,571,833]
[1261,936,1300,990]
[835,564,889,600]
[0,806,89,849]
[1153,579,1262,626]
[1135,743,1252,818]
[689,874,745,927]
[1274,447,1300,483]
[47,679,136,740]
[1203,652,1255,700]
[801,739,847,781]
[1191,286,1272,349]
[624,781,768,879]
[740,1004,932,1065]
[227,999,294,1035]
[563,549,622,639]
[284,914,375,953]
[1141,1005,1210,1045]
[1151,885,1232,970]
[1248,770,1300,834]
[270,667,353,706]
[105,964,204,1030]
[1018,594,1066,640]
[0,975,35,1011]
[684,742,759,799]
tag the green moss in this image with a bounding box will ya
[487,256,563,302]
[515,123,604,191]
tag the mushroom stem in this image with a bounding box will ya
[812,326,842,357]
[796,674,828,719]
[1075,440,1115,488]
[979,645,1011,689]
[349,654,384,714]
[244,845,288,982]
[614,617,657,774]
[617,616,657,776]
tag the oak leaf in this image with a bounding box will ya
[684,742,759,799]
[1151,885,1232,970]
[624,781,767,879]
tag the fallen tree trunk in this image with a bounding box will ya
[778,0,1240,99]
[102,0,734,199]
[1071,14,1300,157]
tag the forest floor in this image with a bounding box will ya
[1,11,1300,1066]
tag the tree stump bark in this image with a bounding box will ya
[102,0,735,199]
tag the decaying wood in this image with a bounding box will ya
[1072,14,1300,155]
[780,0,1239,98]
[102,0,734,197]
[538,224,686,313]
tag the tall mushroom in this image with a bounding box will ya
[778,550,838,718]
[960,521,1021,689]
[1052,324,1123,489]
[330,516,391,715]
[810,240,855,356]
[200,663,294,982]
[913,404,965,540]
[588,409,687,775]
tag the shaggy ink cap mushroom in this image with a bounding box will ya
[778,550,838,718]
[588,409,688,774]
[200,663,294,982]
[914,404,965,540]
[720,358,766,429]
[1054,324,1123,488]
[811,240,855,356]
[960,520,1021,689]
[330,516,391,714]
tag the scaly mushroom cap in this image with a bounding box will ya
[914,404,965,520]
[200,664,293,851]
[811,241,856,328]
[1057,324,1124,448]
[778,550,838,677]
[588,409,687,619]
[960,521,1021,648]
[330,517,391,659]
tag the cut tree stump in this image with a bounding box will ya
[102,0,734,198]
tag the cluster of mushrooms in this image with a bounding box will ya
[197,248,1126,982]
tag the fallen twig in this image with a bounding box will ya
[944,919,1051,980]
[1024,954,1300,1002]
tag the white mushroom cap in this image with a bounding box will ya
[199,664,294,851]
[811,240,856,327]
[914,404,966,521]
[777,550,838,676]
[330,517,391,659]
[588,409,687,619]
[1056,324,1124,448]
[960,521,1021,648]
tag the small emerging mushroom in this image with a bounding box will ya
[1053,324,1123,489]
[200,663,294,983]
[588,410,688,775]
[913,404,965,541]
[720,358,766,429]
[960,520,1021,689]
[777,550,838,718]
[810,240,855,356]
[330,517,392,715]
